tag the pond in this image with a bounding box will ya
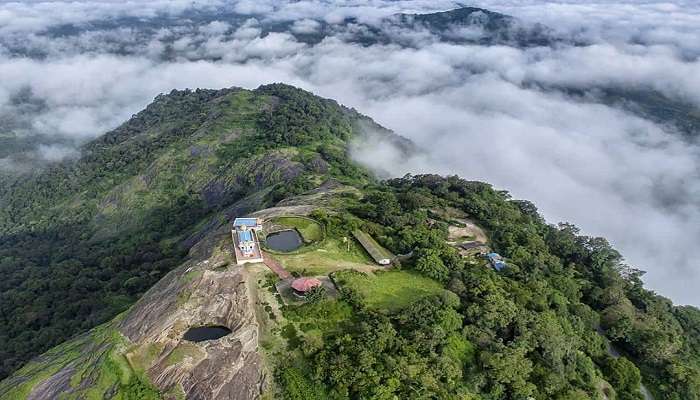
[183,326,232,342]
[265,229,303,252]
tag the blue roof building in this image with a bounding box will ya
[231,217,264,265]
[233,218,262,228]
[486,252,506,271]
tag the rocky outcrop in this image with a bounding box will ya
[118,232,265,400]
[0,228,266,400]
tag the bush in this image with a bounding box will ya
[305,285,327,304]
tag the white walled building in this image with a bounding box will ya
[232,217,264,265]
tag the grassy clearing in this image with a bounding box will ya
[334,270,444,312]
[268,216,323,243]
[284,299,353,335]
[274,238,374,275]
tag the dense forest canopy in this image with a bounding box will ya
[273,174,700,399]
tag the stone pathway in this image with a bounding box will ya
[262,252,291,279]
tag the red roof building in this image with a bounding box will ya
[291,277,322,295]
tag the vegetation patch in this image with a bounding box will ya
[125,343,164,374]
[277,366,328,400]
[0,335,88,399]
[283,299,353,335]
[273,237,374,276]
[333,269,444,312]
[181,270,203,284]
[164,343,204,366]
[0,323,162,400]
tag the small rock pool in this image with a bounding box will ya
[183,326,232,342]
[265,229,303,252]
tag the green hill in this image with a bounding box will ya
[0,84,699,400]
[0,83,404,381]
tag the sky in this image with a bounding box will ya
[1,0,700,304]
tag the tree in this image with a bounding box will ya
[414,248,450,282]
[480,343,536,398]
[305,285,327,304]
[601,356,644,400]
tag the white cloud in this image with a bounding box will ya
[1,0,700,306]
[37,143,79,161]
[472,0,700,55]
[291,19,322,34]
[0,0,228,34]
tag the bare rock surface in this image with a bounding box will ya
[119,235,265,400]
[25,366,75,400]
[1,192,332,400]
[3,229,267,400]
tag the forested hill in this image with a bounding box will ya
[0,83,404,380]
[1,84,699,400]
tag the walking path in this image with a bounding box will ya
[262,251,292,279]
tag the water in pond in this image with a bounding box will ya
[266,230,303,252]
[183,326,231,342]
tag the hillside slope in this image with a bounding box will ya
[0,83,407,380]
[1,85,699,400]
[0,226,262,400]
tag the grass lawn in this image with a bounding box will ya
[274,237,375,276]
[284,299,354,335]
[334,270,444,312]
[269,216,323,243]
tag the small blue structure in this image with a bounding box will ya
[486,252,506,271]
[233,218,262,229]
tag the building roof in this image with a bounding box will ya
[291,277,322,292]
[233,218,260,227]
[352,230,394,265]
[238,230,253,242]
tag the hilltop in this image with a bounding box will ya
[0,83,406,380]
[0,84,699,399]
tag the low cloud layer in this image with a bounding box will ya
[1,0,700,305]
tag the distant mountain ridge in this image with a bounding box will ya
[4,6,555,57]
[2,5,697,172]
